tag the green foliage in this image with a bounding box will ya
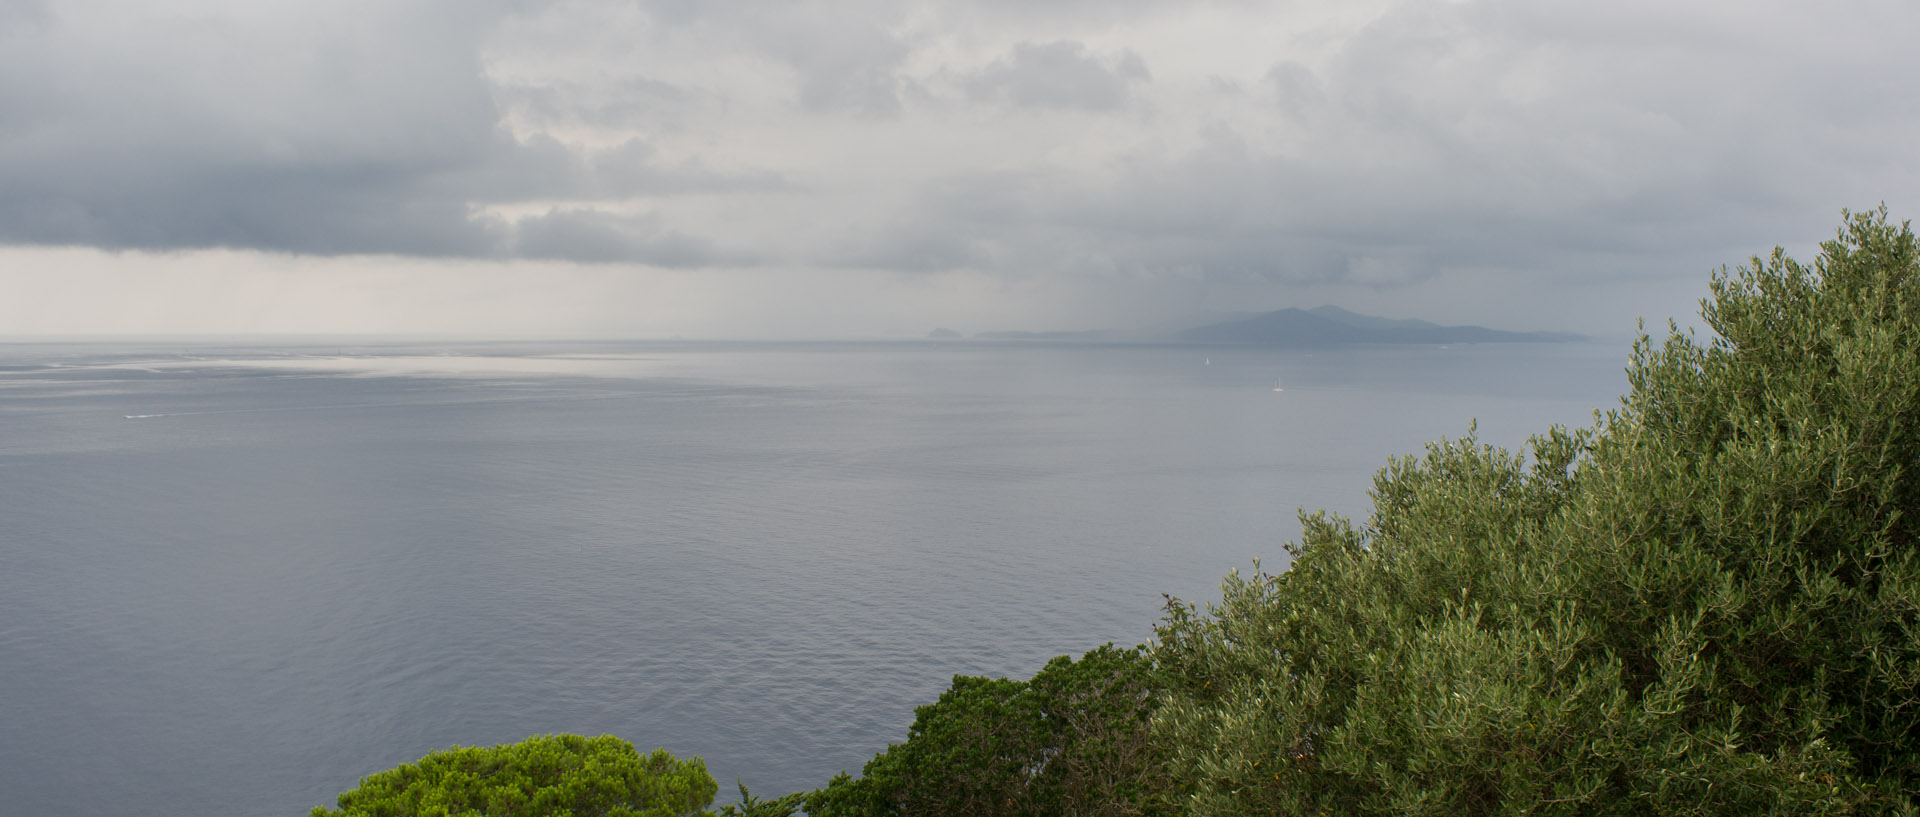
[1154,208,1920,816]
[311,733,718,817]
[716,781,804,817]
[804,644,1171,817]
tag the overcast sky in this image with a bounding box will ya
[2,0,1916,338]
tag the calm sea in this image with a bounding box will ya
[0,339,1625,816]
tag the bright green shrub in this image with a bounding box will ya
[804,644,1171,817]
[311,733,717,817]
[1154,209,1920,816]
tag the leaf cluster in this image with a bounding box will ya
[716,780,805,817]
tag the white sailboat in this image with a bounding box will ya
[1272,378,1285,392]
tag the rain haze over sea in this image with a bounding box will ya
[1,339,1624,816]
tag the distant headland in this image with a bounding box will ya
[935,305,1582,346]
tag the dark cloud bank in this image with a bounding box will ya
[1,0,1915,308]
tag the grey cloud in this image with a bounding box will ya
[493,76,706,131]
[833,178,1025,272]
[0,112,764,260]
[508,208,730,267]
[0,2,496,255]
[586,139,791,196]
[4,0,1917,306]
[0,1,767,263]
[965,41,1150,112]
[1264,62,1323,122]
[627,0,705,27]
[1300,0,1877,239]
[962,0,1221,28]
[459,132,790,203]
[761,16,912,116]
[0,0,47,28]
[0,165,498,257]
[620,0,916,116]
[826,105,1834,291]
[838,227,998,273]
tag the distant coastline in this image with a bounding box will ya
[935,305,1582,347]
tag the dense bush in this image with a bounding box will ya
[1153,209,1920,815]
[311,733,717,817]
[804,644,1171,817]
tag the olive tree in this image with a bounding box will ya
[1154,209,1920,816]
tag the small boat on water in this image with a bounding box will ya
[1273,378,1285,392]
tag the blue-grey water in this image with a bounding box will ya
[0,340,1626,816]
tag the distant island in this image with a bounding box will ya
[1177,305,1582,346]
[945,305,1581,347]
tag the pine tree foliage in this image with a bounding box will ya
[311,733,718,817]
[1153,209,1920,816]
